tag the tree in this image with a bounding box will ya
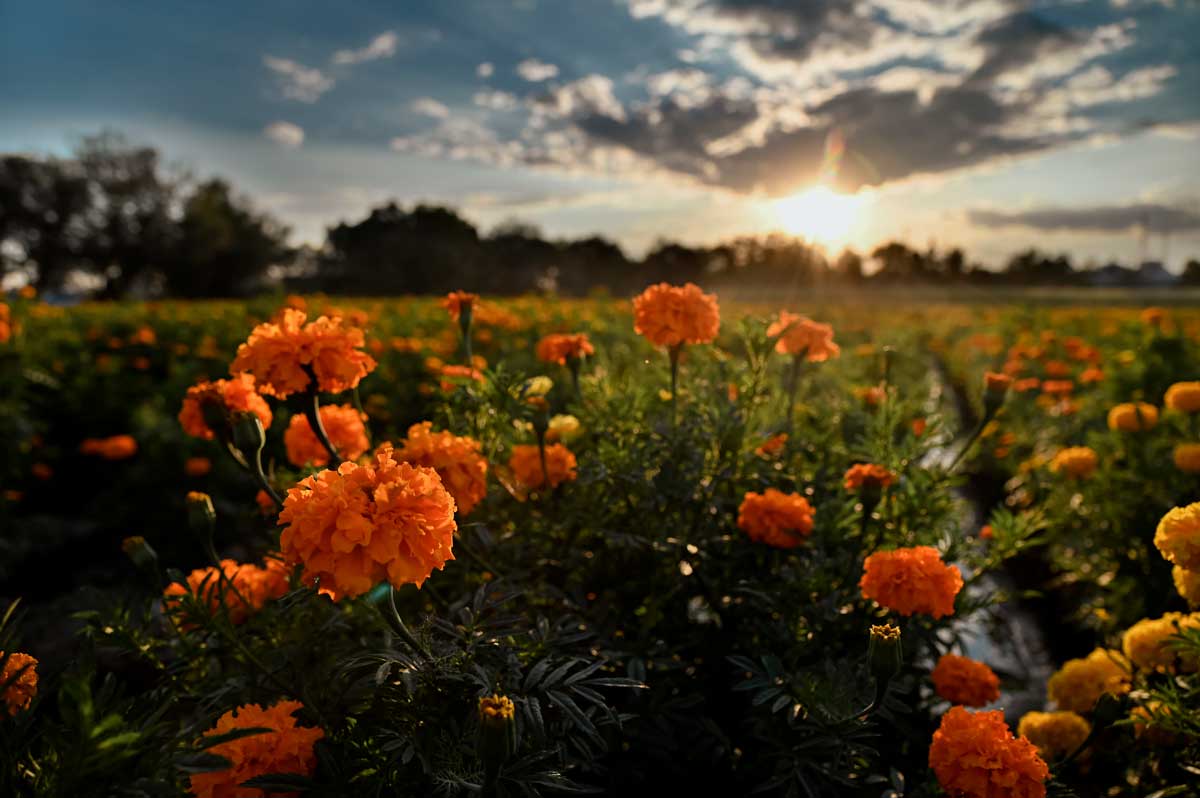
[0,154,93,293]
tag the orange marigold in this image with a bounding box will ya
[1,651,37,716]
[442,291,479,321]
[1040,379,1074,397]
[737,489,816,549]
[1049,446,1098,479]
[1047,648,1130,713]
[860,546,963,619]
[929,707,1048,798]
[1173,566,1200,607]
[755,432,788,457]
[395,422,489,516]
[278,444,456,598]
[1107,401,1158,432]
[536,332,595,365]
[185,456,212,477]
[284,404,370,467]
[230,309,376,398]
[1173,443,1200,473]
[1017,711,1090,762]
[843,463,896,491]
[163,557,290,625]
[1154,502,1200,571]
[766,312,840,361]
[79,434,138,460]
[179,373,273,440]
[632,282,720,348]
[508,443,577,490]
[188,700,324,798]
[931,653,1000,707]
[1165,381,1200,414]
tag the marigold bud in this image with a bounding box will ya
[477,694,517,782]
[868,623,903,684]
[983,371,1011,416]
[186,491,216,537]
[121,535,159,577]
[231,411,266,456]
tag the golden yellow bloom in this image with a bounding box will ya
[1173,443,1200,473]
[1017,711,1090,762]
[478,694,515,721]
[1106,402,1158,432]
[1165,381,1200,413]
[1047,648,1130,713]
[1154,502,1200,570]
[1173,566,1200,607]
[1049,446,1098,479]
[523,376,553,397]
[1122,612,1200,672]
[546,414,582,443]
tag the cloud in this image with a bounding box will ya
[531,75,626,121]
[263,120,305,148]
[411,97,450,119]
[517,58,559,81]
[332,31,399,65]
[969,203,1200,234]
[263,56,334,102]
[474,89,519,111]
[476,62,495,78]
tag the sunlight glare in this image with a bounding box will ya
[771,186,869,247]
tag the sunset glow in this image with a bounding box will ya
[772,186,870,248]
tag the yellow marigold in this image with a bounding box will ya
[536,332,595,364]
[284,404,370,467]
[546,414,582,444]
[929,707,1048,798]
[479,694,515,721]
[860,546,963,619]
[188,700,324,798]
[737,489,816,549]
[1154,502,1200,570]
[1,651,38,716]
[1173,565,1200,607]
[163,557,290,626]
[79,434,138,460]
[931,653,1000,707]
[1049,446,1098,479]
[179,374,273,441]
[632,282,720,348]
[1122,612,1200,672]
[1131,701,1178,745]
[1173,443,1200,473]
[278,445,456,598]
[1165,381,1200,413]
[442,291,479,321]
[843,463,896,491]
[1046,648,1130,713]
[230,308,376,398]
[1017,711,1090,762]
[766,312,840,361]
[508,443,577,490]
[1107,402,1158,432]
[395,422,489,516]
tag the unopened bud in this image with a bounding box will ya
[121,535,159,577]
[983,371,1012,417]
[477,694,517,780]
[230,412,266,456]
[186,491,216,537]
[867,623,903,684]
[1091,691,1126,729]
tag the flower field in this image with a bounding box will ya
[2,288,1199,797]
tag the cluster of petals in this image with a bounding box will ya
[1154,502,1200,571]
[508,443,578,490]
[1046,648,1130,713]
[230,308,376,398]
[860,546,962,619]
[929,706,1049,798]
[395,422,489,515]
[1048,446,1098,479]
[442,291,479,321]
[767,312,840,361]
[1106,402,1158,432]
[536,332,595,365]
[1017,711,1091,762]
[284,404,370,467]
[179,373,273,440]
[189,700,324,798]
[737,489,815,548]
[931,653,1001,707]
[1121,612,1200,672]
[164,558,290,625]
[1165,381,1200,414]
[1,651,38,716]
[843,463,896,491]
[632,282,720,348]
[79,434,138,460]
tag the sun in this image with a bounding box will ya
[771,186,869,247]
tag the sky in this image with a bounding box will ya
[2,0,1199,269]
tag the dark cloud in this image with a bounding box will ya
[969,203,1200,234]
[966,12,1077,86]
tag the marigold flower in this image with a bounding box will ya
[1040,379,1074,397]
[185,457,212,477]
[188,700,324,798]
[230,309,376,398]
[767,312,840,361]
[1154,502,1200,570]
[278,445,456,598]
[1017,711,1090,762]
[929,706,1048,798]
[546,414,582,443]
[1,651,37,716]
[843,463,896,491]
[442,291,479,322]
[163,558,290,625]
[1173,566,1200,606]
[1107,402,1158,432]
[737,489,816,548]
[860,546,962,619]
[79,434,138,460]
[536,332,594,365]
[1049,446,1098,479]
[1122,612,1200,672]
[1014,377,1041,393]
[1165,381,1200,414]
[508,443,577,490]
[395,422,489,516]
[632,282,720,348]
[984,371,1012,394]
[1131,701,1177,745]
[1079,367,1104,384]
[284,404,370,467]
[179,374,273,441]
[1173,443,1200,473]
[931,653,1001,707]
[755,433,788,457]
[1046,648,1130,713]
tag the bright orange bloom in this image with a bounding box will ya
[536,332,595,365]
[911,418,928,437]
[1014,378,1041,393]
[1,651,37,716]
[767,312,840,361]
[442,291,479,321]
[1173,443,1200,473]
[185,457,212,477]
[1079,367,1104,384]
[508,444,577,490]
[395,422,489,515]
[278,444,456,598]
[1165,381,1200,414]
[1017,711,1090,762]
[931,653,1001,707]
[179,374,273,440]
[843,463,896,492]
[1154,502,1200,571]
[632,282,720,348]
[79,434,138,460]
[979,524,994,540]
[284,404,370,467]
[929,707,1048,798]
[755,433,788,457]
[188,700,324,798]
[1107,402,1158,432]
[163,558,290,625]
[860,546,963,619]
[854,385,887,406]
[1040,379,1074,397]
[230,309,376,398]
[1047,648,1130,713]
[737,489,816,549]
[1049,446,1098,479]
[984,371,1012,394]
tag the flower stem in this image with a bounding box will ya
[669,344,682,429]
[386,585,433,662]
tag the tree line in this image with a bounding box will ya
[3,135,1198,299]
